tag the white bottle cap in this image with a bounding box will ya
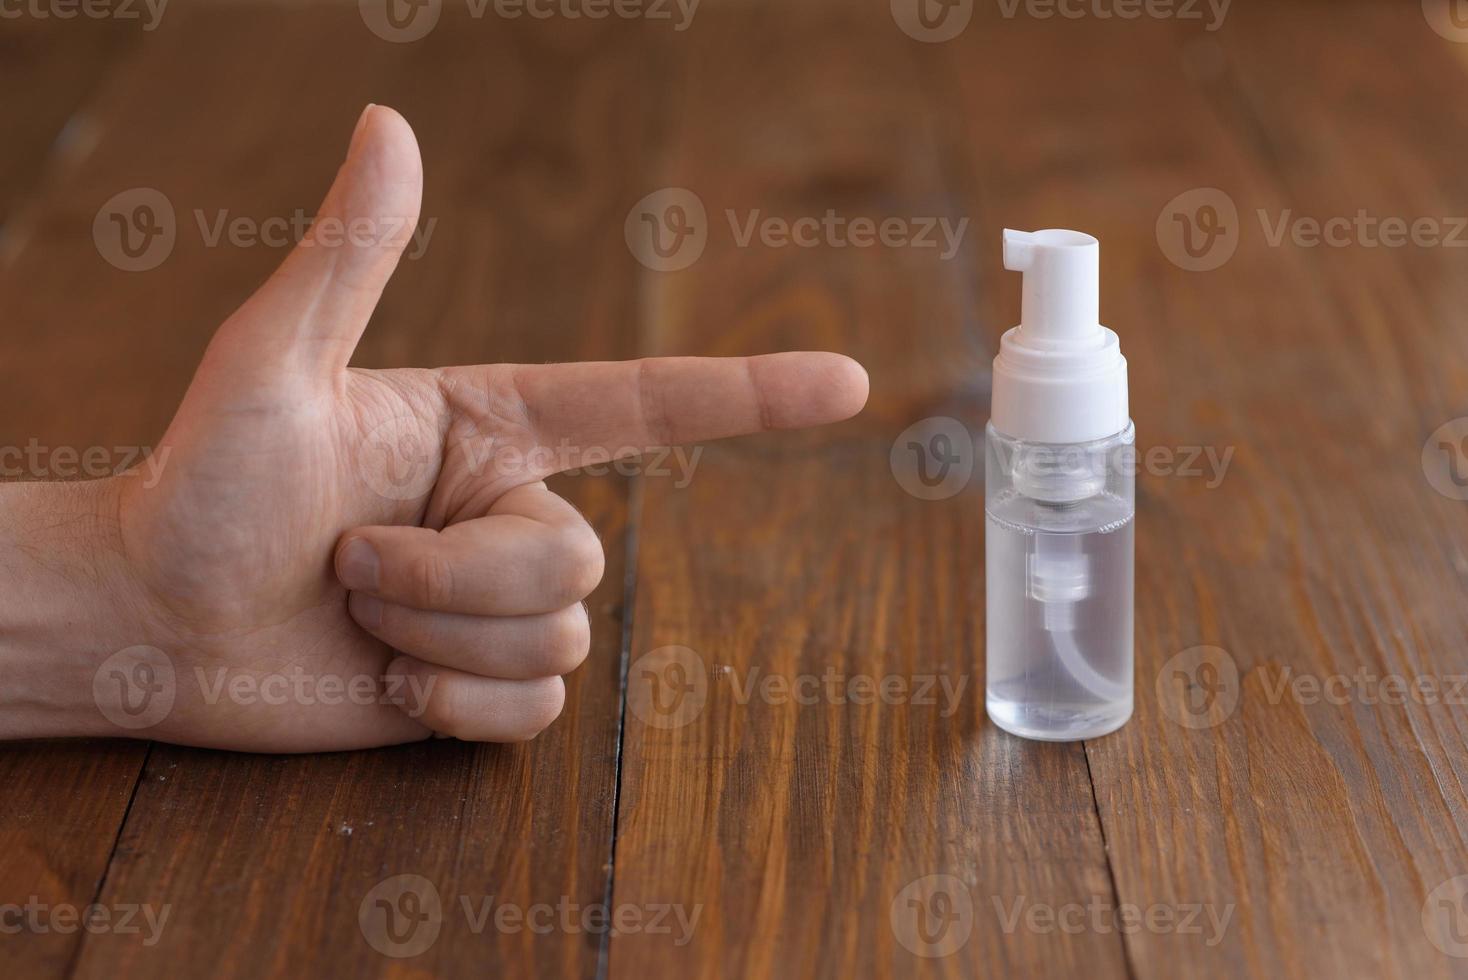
[991,229,1128,444]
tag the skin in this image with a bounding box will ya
[0,105,868,753]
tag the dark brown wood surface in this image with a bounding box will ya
[3,1,1468,978]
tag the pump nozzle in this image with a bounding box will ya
[1002,228,1100,348]
[991,228,1126,445]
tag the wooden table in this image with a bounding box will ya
[3,1,1468,976]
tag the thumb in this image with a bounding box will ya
[211,104,423,382]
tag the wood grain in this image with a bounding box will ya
[607,4,1127,977]
[3,2,1468,978]
[948,4,1468,978]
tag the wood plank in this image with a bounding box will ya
[607,4,1127,977]
[948,3,1468,976]
[0,5,656,977]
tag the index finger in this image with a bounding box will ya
[457,351,868,475]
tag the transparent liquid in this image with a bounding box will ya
[986,492,1134,741]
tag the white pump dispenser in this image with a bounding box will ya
[991,229,1128,445]
[985,228,1135,742]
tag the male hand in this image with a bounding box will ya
[0,105,867,752]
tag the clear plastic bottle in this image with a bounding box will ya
[985,423,1134,740]
[985,229,1134,741]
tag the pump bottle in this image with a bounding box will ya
[985,229,1135,741]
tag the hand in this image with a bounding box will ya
[0,105,867,752]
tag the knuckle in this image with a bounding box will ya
[418,673,471,738]
[510,676,566,740]
[541,605,592,675]
[549,525,604,601]
[377,601,423,647]
[409,551,456,609]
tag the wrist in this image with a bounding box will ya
[0,477,145,739]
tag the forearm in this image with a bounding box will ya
[0,478,137,739]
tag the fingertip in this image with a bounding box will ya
[759,351,869,429]
[342,103,422,218]
[818,352,870,422]
[334,533,383,593]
